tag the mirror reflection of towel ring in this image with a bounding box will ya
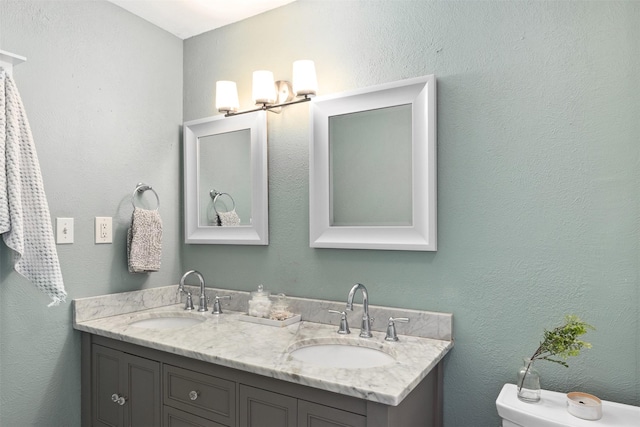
[131,182,160,210]
[210,190,235,214]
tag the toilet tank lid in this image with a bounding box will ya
[496,384,640,427]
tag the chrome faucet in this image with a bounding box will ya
[179,270,208,312]
[346,283,373,338]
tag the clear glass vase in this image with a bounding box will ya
[517,358,541,402]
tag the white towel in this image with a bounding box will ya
[217,209,240,227]
[127,207,162,273]
[0,67,66,306]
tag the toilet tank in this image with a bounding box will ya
[496,383,640,427]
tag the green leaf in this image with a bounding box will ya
[527,315,594,367]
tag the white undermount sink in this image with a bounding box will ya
[128,314,205,330]
[289,343,396,368]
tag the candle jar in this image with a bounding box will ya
[269,293,292,321]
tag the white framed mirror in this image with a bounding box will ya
[184,111,268,245]
[310,75,436,251]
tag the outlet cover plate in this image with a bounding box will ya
[95,217,113,244]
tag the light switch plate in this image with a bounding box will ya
[56,218,74,244]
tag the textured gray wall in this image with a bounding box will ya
[184,1,639,426]
[0,0,182,425]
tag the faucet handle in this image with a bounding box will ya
[328,310,351,335]
[385,317,409,342]
[212,295,231,314]
[184,292,195,311]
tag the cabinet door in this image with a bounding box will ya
[123,352,161,427]
[239,385,297,427]
[92,344,161,427]
[93,345,122,427]
[298,400,366,427]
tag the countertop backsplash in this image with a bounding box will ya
[73,285,452,341]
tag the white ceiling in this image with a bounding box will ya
[107,0,297,39]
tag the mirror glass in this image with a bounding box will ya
[310,75,436,251]
[329,104,412,226]
[184,111,268,245]
[198,129,251,226]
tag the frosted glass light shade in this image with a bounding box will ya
[292,60,317,97]
[252,70,276,104]
[215,81,239,113]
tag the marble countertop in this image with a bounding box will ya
[73,288,453,406]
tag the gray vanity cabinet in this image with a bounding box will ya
[92,344,161,427]
[82,333,442,427]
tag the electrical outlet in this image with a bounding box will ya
[56,218,74,244]
[95,217,112,244]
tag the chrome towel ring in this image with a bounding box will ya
[210,190,235,214]
[132,182,160,210]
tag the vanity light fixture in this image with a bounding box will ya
[215,60,317,117]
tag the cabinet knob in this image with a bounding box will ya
[189,390,200,401]
[111,393,127,406]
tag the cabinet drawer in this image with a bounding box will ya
[164,405,228,427]
[298,400,366,427]
[164,364,236,426]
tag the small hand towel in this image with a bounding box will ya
[217,209,240,227]
[127,207,162,273]
[0,67,67,306]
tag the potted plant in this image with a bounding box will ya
[518,314,594,402]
